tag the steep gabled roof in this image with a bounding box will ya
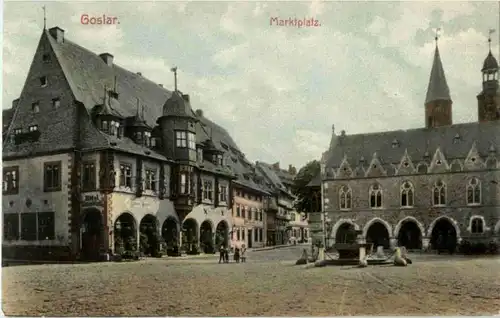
[324,120,500,169]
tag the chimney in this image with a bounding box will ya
[99,53,114,66]
[182,94,190,102]
[159,84,163,87]
[12,98,19,109]
[195,109,203,117]
[48,27,65,43]
[136,72,142,76]
[272,162,280,170]
[288,164,296,175]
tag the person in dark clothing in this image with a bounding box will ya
[219,245,225,264]
[234,247,240,263]
[224,247,229,263]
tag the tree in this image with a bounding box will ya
[292,160,321,214]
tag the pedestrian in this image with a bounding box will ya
[219,245,225,264]
[241,244,247,263]
[224,246,229,263]
[234,247,240,263]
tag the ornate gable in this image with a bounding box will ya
[396,149,416,175]
[428,147,450,173]
[336,155,353,179]
[365,152,386,178]
[464,142,485,171]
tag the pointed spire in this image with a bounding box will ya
[425,29,451,104]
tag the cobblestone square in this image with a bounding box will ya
[3,247,500,316]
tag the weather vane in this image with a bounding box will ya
[488,29,495,52]
[434,28,441,45]
[170,66,178,92]
[42,5,46,30]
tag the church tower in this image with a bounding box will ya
[477,30,500,122]
[424,32,453,128]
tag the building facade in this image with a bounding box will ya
[1,26,272,260]
[256,162,306,245]
[319,40,500,251]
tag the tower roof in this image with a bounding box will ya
[482,51,499,72]
[425,45,451,104]
[161,90,197,120]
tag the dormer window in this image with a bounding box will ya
[102,121,109,133]
[392,139,399,148]
[32,102,40,113]
[29,125,38,132]
[144,131,151,146]
[52,98,60,108]
[14,128,22,135]
[214,154,223,166]
[40,76,47,87]
[110,121,120,136]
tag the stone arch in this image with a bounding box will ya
[331,219,360,245]
[362,217,393,239]
[428,216,461,253]
[199,219,215,253]
[114,212,138,253]
[394,216,425,250]
[215,220,230,248]
[363,217,392,249]
[162,216,179,248]
[393,216,425,238]
[81,208,103,260]
[182,218,198,245]
[139,214,159,256]
[494,220,500,235]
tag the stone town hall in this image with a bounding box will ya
[318,37,500,251]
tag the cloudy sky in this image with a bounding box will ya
[3,1,499,169]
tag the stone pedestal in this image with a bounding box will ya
[422,238,430,251]
[359,246,366,261]
[390,238,397,249]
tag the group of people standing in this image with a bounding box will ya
[219,245,247,263]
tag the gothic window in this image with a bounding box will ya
[369,184,382,208]
[339,185,352,210]
[432,180,446,206]
[32,101,40,113]
[400,181,414,207]
[466,177,481,205]
[471,217,484,234]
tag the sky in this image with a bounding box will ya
[3,1,500,170]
